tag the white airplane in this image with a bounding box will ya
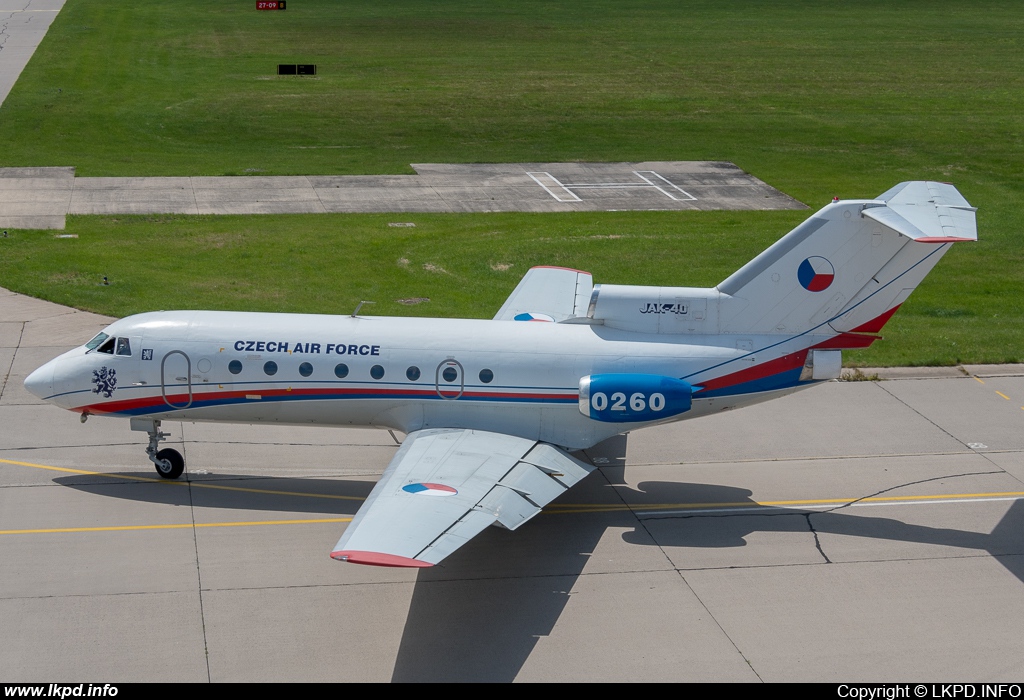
[24,181,977,568]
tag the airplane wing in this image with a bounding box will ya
[331,428,595,567]
[493,266,593,322]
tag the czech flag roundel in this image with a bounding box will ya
[798,256,835,292]
[402,482,458,497]
[514,312,555,322]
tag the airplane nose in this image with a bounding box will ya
[24,362,55,400]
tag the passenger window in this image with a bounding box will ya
[299,362,313,377]
[370,365,385,380]
[334,363,349,378]
[406,366,421,381]
[96,337,115,355]
[228,360,243,374]
[479,369,494,384]
[264,361,278,376]
[115,337,132,356]
[442,367,458,383]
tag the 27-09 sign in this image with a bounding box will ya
[257,1,286,9]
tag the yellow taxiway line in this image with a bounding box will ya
[3,457,1024,535]
[0,456,364,500]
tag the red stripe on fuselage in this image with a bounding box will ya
[695,350,809,393]
[77,386,580,416]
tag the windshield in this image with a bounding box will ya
[84,332,110,351]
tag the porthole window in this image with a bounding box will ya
[406,366,421,381]
[334,363,349,378]
[228,360,243,375]
[299,362,313,377]
[479,368,494,384]
[370,365,385,380]
[442,367,458,383]
[263,361,278,376]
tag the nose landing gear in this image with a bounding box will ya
[154,447,185,479]
[131,418,185,479]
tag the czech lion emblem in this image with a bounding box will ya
[92,366,117,398]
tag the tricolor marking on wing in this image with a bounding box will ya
[402,482,458,496]
[513,312,555,322]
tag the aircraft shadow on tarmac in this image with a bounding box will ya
[54,436,1024,683]
[55,471,373,514]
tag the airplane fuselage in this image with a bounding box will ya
[31,310,828,450]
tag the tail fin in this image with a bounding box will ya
[717,182,977,337]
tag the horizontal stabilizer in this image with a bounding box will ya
[494,266,593,322]
[864,181,977,242]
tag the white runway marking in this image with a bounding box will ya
[528,169,697,202]
[526,171,581,202]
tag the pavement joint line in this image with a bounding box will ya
[609,448,1021,468]
[628,496,1024,518]
[0,456,367,500]
[547,491,1024,514]
[305,174,327,213]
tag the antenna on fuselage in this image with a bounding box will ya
[351,301,375,317]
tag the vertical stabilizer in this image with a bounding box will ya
[716,182,976,338]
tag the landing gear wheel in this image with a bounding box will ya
[154,448,184,479]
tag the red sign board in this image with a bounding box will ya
[257,1,285,9]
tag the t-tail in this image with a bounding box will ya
[714,181,977,341]
[582,181,976,351]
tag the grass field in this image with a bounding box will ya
[1,0,1022,365]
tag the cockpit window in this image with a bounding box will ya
[115,337,132,356]
[96,337,116,355]
[85,333,109,351]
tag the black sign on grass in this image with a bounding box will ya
[278,64,316,76]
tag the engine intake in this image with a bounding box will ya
[579,374,694,423]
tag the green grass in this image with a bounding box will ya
[1,0,1023,365]
[1,210,1019,366]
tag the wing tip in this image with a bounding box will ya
[330,549,434,568]
[913,236,976,243]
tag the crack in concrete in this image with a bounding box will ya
[804,512,831,563]
[0,1,35,53]
[0,13,14,54]
[0,322,24,400]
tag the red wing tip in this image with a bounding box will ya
[914,236,975,243]
[330,550,433,568]
[531,265,592,275]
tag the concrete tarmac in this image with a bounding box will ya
[0,162,805,229]
[0,0,66,108]
[3,287,1024,682]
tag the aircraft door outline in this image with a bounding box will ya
[161,350,193,409]
[435,359,464,400]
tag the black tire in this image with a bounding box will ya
[155,448,184,479]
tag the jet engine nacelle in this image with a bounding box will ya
[578,374,694,423]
